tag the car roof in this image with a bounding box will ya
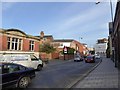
[87,55,93,57]
[0,62,23,66]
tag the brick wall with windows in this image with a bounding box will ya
[0,29,40,56]
[34,41,39,52]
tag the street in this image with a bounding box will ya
[1,1,120,89]
[28,59,101,88]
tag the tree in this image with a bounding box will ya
[67,47,75,55]
[61,47,75,55]
[40,43,56,54]
[106,42,110,58]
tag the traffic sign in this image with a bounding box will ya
[63,46,67,54]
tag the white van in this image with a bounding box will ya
[0,54,43,71]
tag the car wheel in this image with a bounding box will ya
[37,65,42,71]
[18,76,30,88]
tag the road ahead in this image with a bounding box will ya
[28,59,101,88]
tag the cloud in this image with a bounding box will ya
[52,2,110,35]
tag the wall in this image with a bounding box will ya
[0,29,40,57]
[0,33,2,51]
[23,38,29,51]
[52,53,59,59]
[94,43,107,54]
[2,35,7,51]
[59,54,74,60]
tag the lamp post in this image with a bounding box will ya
[96,0,116,63]
[79,37,83,43]
[96,0,114,23]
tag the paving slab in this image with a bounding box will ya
[73,57,118,88]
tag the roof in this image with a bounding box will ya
[53,39,74,42]
[35,35,53,38]
[82,43,87,45]
[0,28,40,40]
[5,28,27,35]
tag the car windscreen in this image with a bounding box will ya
[74,55,79,57]
[87,56,93,59]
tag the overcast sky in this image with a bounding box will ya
[1,0,117,47]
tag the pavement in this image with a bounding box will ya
[72,56,119,88]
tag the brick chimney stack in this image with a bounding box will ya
[40,31,44,38]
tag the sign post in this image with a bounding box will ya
[63,46,67,60]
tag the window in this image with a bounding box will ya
[60,43,63,46]
[30,55,39,61]
[2,65,9,74]
[7,37,10,50]
[8,64,20,73]
[29,40,34,51]
[19,65,26,71]
[7,37,22,50]
[2,64,27,74]
[19,39,22,50]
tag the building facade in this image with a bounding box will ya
[94,38,108,55]
[0,29,88,60]
[52,39,88,56]
[112,1,120,67]
[0,29,40,57]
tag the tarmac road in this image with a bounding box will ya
[28,58,101,88]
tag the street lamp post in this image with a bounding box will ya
[79,37,83,43]
[96,0,116,64]
[96,0,114,23]
[109,0,114,23]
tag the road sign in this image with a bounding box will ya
[63,46,67,54]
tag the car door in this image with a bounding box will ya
[30,55,40,69]
[2,64,20,88]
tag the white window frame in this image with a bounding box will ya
[29,40,34,51]
[7,37,23,50]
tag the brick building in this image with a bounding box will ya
[36,31,54,44]
[0,29,88,60]
[113,1,120,67]
[94,38,108,55]
[0,29,40,57]
[52,39,88,55]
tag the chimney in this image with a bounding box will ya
[40,31,44,38]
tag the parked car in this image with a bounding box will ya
[1,54,43,71]
[95,54,101,59]
[74,55,84,62]
[85,55,95,63]
[0,62,35,88]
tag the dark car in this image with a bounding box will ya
[85,56,95,63]
[0,62,35,88]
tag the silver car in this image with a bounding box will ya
[74,55,83,62]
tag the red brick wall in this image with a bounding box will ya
[23,39,40,52]
[59,54,74,60]
[23,38,29,51]
[73,40,85,54]
[40,53,50,60]
[0,34,2,51]
[2,35,7,51]
[34,41,39,52]
[40,52,59,60]
[52,53,59,59]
